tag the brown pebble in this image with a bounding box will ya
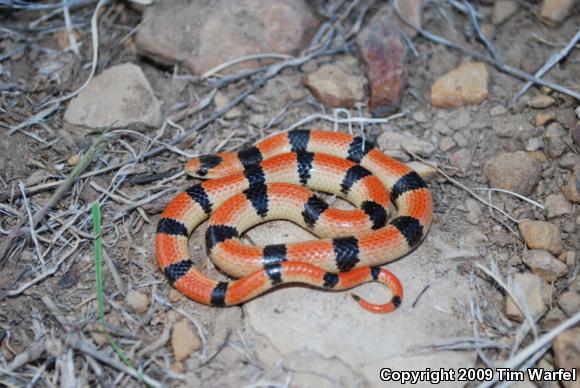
[518,220,563,255]
[431,63,489,108]
[67,154,80,166]
[172,320,201,361]
[125,290,150,314]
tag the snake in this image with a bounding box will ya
[156,129,433,313]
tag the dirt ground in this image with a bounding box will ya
[0,1,579,387]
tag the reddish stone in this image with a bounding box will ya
[357,6,407,117]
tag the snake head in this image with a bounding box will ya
[185,152,240,178]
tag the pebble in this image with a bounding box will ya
[564,251,576,267]
[558,291,580,317]
[64,63,162,130]
[412,111,428,123]
[553,328,580,388]
[504,272,547,322]
[491,114,533,138]
[302,62,365,108]
[214,92,242,119]
[377,131,435,161]
[490,104,507,116]
[545,193,573,218]
[522,249,568,282]
[518,220,563,255]
[439,136,456,152]
[558,153,578,170]
[542,307,566,330]
[433,119,453,135]
[431,62,489,108]
[562,170,580,203]
[525,136,544,151]
[125,290,150,314]
[484,151,541,195]
[464,198,482,224]
[448,110,472,130]
[449,149,473,170]
[493,0,519,24]
[545,122,567,158]
[136,0,318,75]
[576,105,580,119]
[528,94,556,109]
[357,5,406,116]
[534,112,554,126]
[67,154,80,167]
[171,320,201,361]
[452,132,469,148]
[540,0,575,23]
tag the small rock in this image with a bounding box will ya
[529,150,548,164]
[449,149,473,170]
[493,0,519,24]
[504,272,547,322]
[67,154,80,167]
[64,63,162,130]
[490,104,507,116]
[562,171,580,203]
[433,119,452,135]
[542,307,566,330]
[491,114,533,138]
[303,62,365,108]
[214,92,241,119]
[545,122,567,158]
[535,112,554,126]
[136,0,318,75]
[465,198,482,224]
[526,136,544,151]
[412,111,428,123]
[559,291,580,317]
[576,106,580,119]
[377,131,435,161]
[438,136,456,152]
[553,328,580,388]
[522,250,568,282]
[448,110,472,130]
[357,5,407,116]
[540,0,574,23]
[125,290,150,314]
[564,251,576,267]
[528,95,556,109]
[518,220,563,255]
[559,153,578,170]
[407,161,437,181]
[484,152,541,195]
[431,63,489,108]
[171,320,201,361]
[453,131,469,147]
[545,193,573,218]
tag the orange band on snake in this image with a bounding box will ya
[156,130,433,313]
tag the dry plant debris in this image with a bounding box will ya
[0,0,579,386]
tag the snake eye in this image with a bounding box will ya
[197,168,208,177]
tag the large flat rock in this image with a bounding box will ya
[242,213,481,386]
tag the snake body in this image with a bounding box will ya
[156,130,433,313]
